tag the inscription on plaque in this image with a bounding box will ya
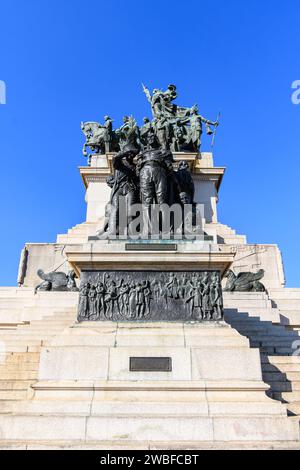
[130,357,172,372]
[77,270,224,323]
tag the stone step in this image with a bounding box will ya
[0,380,33,390]
[230,314,278,324]
[0,400,286,417]
[273,300,300,310]
[2,440,300,450]
[2,353,40,363]
[0,370,38,380]
[235,330,295,340]
[279,312,300,328]
[259,347,294,355]
[0,332,62,340]
[18,326,69,333]
[226,323,288,333]
[3,346,41,353]
[263,363,300,373]
[224,301,272,309]
[287,403,300,415]
[223,292,269,299]
[0,363,39,372]
[263,372,300,382]
[1,340,43,347]
[269,290,300,300]
[280,391,300,402]
[37,321,75,326]
[251,340,297,348]
[225,311,279,323]
[0,311,25,323]
[0,414,297,442]
[0,390,28,400]
[264,382,300,393]
[264,356,300,364]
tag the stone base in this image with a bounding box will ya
[0,321,298,445]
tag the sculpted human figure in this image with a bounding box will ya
[142,281,152,317]
[128,282,137,319]
[99,147,140,238]
[119,282,130,318]
[88,285,97,320]
[143,84,177,118]
[102,115,114,153]
[135,283,145,318]
[210,272,223,320]
[96,282,105,319]
[186,278,203,319]
[140,117,157,150]
[201,272,211,319]
[188,105,218,152]
[166,273,179,299]
[153,116,172,150]
[170,119,188,151]
[81,116,116,158]
[104,280,121,319]
[117,116,141,151]
[138,148,174,207]
[176,161,195,204]
[78,283,90,320]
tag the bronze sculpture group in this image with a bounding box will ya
[81,84,219,160]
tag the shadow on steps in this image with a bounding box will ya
[225,308,300,415]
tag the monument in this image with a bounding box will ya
[0,84,300,449]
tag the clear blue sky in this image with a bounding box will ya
[0,0,299,286]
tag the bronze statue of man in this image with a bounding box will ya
[102,115,113,153]
[140,117,156,150]
[100,146,140,238]
[138,148,174,209]
[117,116,141,151]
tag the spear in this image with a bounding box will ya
[211,111,221,149]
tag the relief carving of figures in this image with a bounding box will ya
[77,271,224,323]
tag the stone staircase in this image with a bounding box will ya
[208,223,247,245]
[224,292,300,424]
[56,222,97,244]
[269,288,300,331]
[0,313,75,411]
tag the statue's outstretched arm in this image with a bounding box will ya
[200,116,218,126]
[142,84,152,103]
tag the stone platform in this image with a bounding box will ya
[0,291,299,448]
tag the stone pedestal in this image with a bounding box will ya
[0,321,293,445]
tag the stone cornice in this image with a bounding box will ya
[79,154,226,193]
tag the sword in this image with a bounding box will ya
[211,111,221,149]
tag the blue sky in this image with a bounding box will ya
[0,0,299,286]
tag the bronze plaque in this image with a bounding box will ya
[129,357,172,372]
